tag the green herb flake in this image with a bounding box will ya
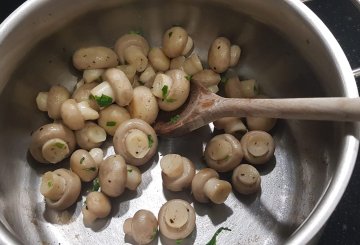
[91,178,100,192]
[89,94,95,100]
[206,227,232,245]
[83,167,97,172]
[168,31,173,38]
[94,94,113,107]
[150,227,158,240]
[106,121,117,127]
[129,30,143,36]
[54,142,65,149]
[165,98,176,103]
[185,75,192,81]
[47,181,52,188]
[80,157,85,164]
[138,80,145,85]
[147,135,154,148]
[223,155,230,161]
[176,239,182,244]
[161,85,169,100]
[127,168,133,173]
[169,114,180,124]
[220,75,229,84]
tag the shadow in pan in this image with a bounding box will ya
[159,227,197,245]
[193,202,233,226]
[124,233,160,245]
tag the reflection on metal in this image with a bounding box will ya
[353,68,360,78]
[351,0,360,10]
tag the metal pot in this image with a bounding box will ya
[0,0,358,244]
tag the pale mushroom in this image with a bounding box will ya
[72,82,100,111]
[158,199,196,240]
[229,45,241,67]
[208,37,231,73]
[169,56,185,70]
[117,65,137,83]
[204,134,243,172]
[213,117,248,136]
[225,78,259,98]
[98,104,131,136]
[232,164,261,195]
[192,69,221,93]
[128,86,159,124]
[70,149,99,182]
[191,168,232,204]
[36,85,70,119]
[123,209,158,245]
[89,148,104,167]
[40,168,81,210]
[29,122,76,164]
[241,131,275,165]
[139,65,156,88]
[82,191,111,226]
[148,47,170,72]
[75,122,107,150]
[99,155,127,197]
[182,36,194,56]
[83,69,104,83]
[183,53,203,76]
[72,46,118,70]
[126,165,142,191]
[160,154,195,192]
[246,116,277,132]
[113,119,158,166]
[162,26,189,58]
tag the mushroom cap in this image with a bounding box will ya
[45,168,81,210]
[127,209,158,244]
[208,37,231,73]
[191,168,219,203]
[241,130,275,165]
[113,119,158,166]
[47,85,70,119]
[192,69,221,87]
[115,34,150,64]
[204,134,243,172]
[128,86,159,124]
[85,191,111,219]
[29,123,76,163]
[162,27,189,58]
[72,82,100,111]
[232,164,261,195]
[75,122,107,150]
[72,46,119,70]
[158,199,196,240]
[246,116,277,132]
[61,99,85,130]
[98,104,131,136]
[70,149,98,182]
[126,165,142,191]
[99,155,127,197]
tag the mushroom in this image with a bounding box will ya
[213,117,248,136]
[139,65,156,88]
[72,82,100,111]
[60,99,99,130]
[158,199,196,240]
[113,119,158,166]
[117,65,137,83]
[162,26,190,58]
[98,104,131,136]
[151,69,190,111]
[126,165,142,191]
[169,56,185,70]
[89,148,104,167]
[40,168,81,210]
[224,77,259,98]
[83,69,104,83]
[72,46,118,70]
[208,37,231,73]
[192,69,221,93]
[240,130,275,165]
[82,191,111,226]
[75,122,107,150]
[90,68,133,107]
[182,36,194,56]
[232,164,261,195]
[123,209,158,245]
[229,45,241,67]
[191,168,232,204]
[70,149,99,182]
[114,33,150,72]
[128,86,159,124]
[36,85,70,119]
[183,53,203,76]
[148,47,170,72]
[204,134,243,172]
[98,155,127,197]
[246,116,277,132]
[160,154,195,192]
[29,122,76,164]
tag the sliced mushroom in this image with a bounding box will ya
[139,65,156,88]
[36,85,70,119]
[204,134,243,172]
[99,155,127,197]
[113,119,158,166]
[162,27,189,58]
[229,45,241,67]
[148,47,170,72]
[241,131,275,165]
[123,209,158,245]
[183,53,203,76]
[73,46,118,70]
[128,86,159,124]
[61,99,99,130]
[98,104,131,136]
[82,191,111,226]
[213,117,248,136]
[158,199,196,240]
[191,168,232,204]
[72,82,100,111]
[70,149,99,182]
[208,37,231,73]
[232,164,261,195]
[40,168,81,210]
[29,122,76,164]
[75,122,107,150]
[192,69,221,91]
[169,56,185,70]
[225,78,258,98]
[83,69,104,83]
[126,165,142,191]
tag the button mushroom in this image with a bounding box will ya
[139,65,156,88]
[204,134,243,172]
[151,69,190,111]
[240,130,275,165]
[162,26,190,58]
[225,77,259,98]
[89,148,104,167]
[128,86,159,124]
[113,119,158,166]
[97,104,131,136]
[183,53,203,76]
[40,168,81,210]
[148,47,170,72]
[229,45,241,67]
[29,122,76,164]
[123,209,158,245]
[192,69,221,93]
[75,122,106,150]
[117,65,137,83]
[114,33,150,72]
[208,37,231,73]
[158,199,196,240]
[213,117,248,136]
[83,69,104,83]
[60,99,99,130]
[70,149,99,182]
[72,46,118,70]
[99,155,127,197]
[82,191,111,226]
[160,154,195,192]
[191,168,232,204]
[126,165,142,191]
[169,56,185,70]
[72,82,100,112]
[232,164,261,195]
[246,116,277,132]
[36,85,70,119]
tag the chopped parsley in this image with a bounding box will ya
[54,142,65,149]
[150,227,158,240]
[138,80,145,85]
[91,178,100,192]
[223,155,230,161]
[147,135,154,148]
[83,167,97,172]
[206,227,232,245]
[106,121,117,127]
[80,157,85,164]
[169,114,180,124]
[220,75,229,84]
[47,181,52,188]
[168,31,173,38]
[185,75,192,81]
[127,169,133,173]
[176,239,182,244]
[161,85,176,103]
[129,30,143,36]
[93,94,113,107]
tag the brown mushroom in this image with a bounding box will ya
[98,104,131,136]
[72,46,118,70]
[82,191,111,226]
[61,99,99,130]
[99,155,127,197]
[241,130,275,165]
[128,86,159,124]
[232,164,261,195]
[75,122,106,150]
[70,149,99,182]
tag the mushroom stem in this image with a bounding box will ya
[40,171,66,201]
[90,81,115,102]
[41,138,70,164]
[82,206,97,226]
[125,129,150,158]
[124,45,148,72]
[203,178,232,204]
[207,85,219,93]
[164,201,189,229]
[151,73,173,99]
[224,118,247,135]
[36,92,48,111]
[182,36,194,56]
[183,54,203,76]
[76,101,99,120]
[160,155,184,179]
[123,218,133,236]
[89,148,104,166]
[83,69,104,83]
[85,125,107,143]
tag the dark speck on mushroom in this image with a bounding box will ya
[170,219,174,223]
[108,180,112,183]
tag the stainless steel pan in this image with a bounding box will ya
[0,0,358,244]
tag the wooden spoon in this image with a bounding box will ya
[154,81,360,137]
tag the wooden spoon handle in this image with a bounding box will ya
[217,97,360,121]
